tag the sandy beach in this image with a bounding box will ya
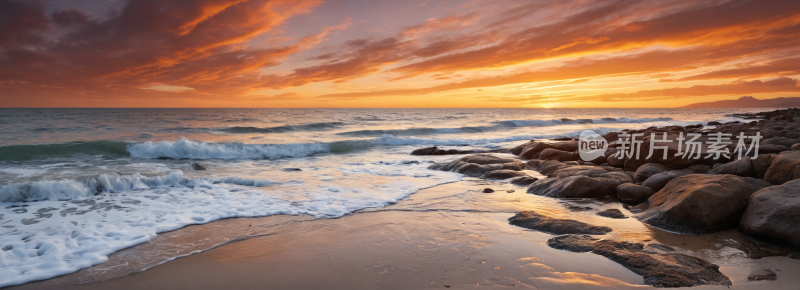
[10,172,800,289]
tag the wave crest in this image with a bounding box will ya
[127,138,330,159]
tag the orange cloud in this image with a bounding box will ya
[577,77,800,102]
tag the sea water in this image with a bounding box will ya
[0,108,765,286]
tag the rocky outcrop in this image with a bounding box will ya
[763,150,800,184]
[707,157,754,177]
[508,211,612,235]
[740,179,800,247]
[616,183,656,203]
[547,235,731,287]
[638,174,771,234]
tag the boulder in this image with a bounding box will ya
[759,144,789,154]
[525,159,570,175]
[633,163,671,183]
[519,142,554,159]
[460,154,517,165]
[547,236,732,287]
[792,143,800,150]
[707,157,754,177]
[411,146,438,155]
[752,154,774,179]
[484,169,528,180]
[511,141,536,156]
[527,176,613,198]
[762,137,799,148]
[508,211,612,235]
[552,140,579,152]
[509,176,538,186]
[740,179,800,247]
[538,148,578,161]
[641,170,693,192]
[596,209,627,219]
[191,162,207,170]
[707,121,722,126]
[428,154,523,177]
[616,183,656,203]
[638,174,771,234]
[763,150,800,184]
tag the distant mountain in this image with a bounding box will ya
[680,96,800,108]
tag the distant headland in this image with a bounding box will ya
[681,96,800,108]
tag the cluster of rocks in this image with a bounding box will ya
[423,108,800,248]
[416,109,800,286]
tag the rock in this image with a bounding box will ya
[639,174,771,234]
[538,148,579,161]
[508,211,613,235]
[552,140,579,152]
[740,179,800,247]
[707,121,722,126]
[760,144,790,154]
[411,146,438,155]
[686,164,711,173]
[191,162,207,170]
[412,146,474,155]
[596,209,627,219]
[707,157,754,177]
[633,163,671,183]
[747,270,777,281]
[792,143,800,150]
[482,188,494,193]
[511,141,536,156]
[460,154,517,164]
[752,154,774,179]
[616,183,656,203]
[484,169,528,179]
[519,142,554,159]
[281,168,302,172]
[428,154,523,177]
[763,150,800,184]
[762,137,799,148]
[509,176,538,186]
[546,236,731,287]
[641,169,693,192]
[547,235,599,252]
[527,176,613,198]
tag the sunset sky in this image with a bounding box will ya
[2,0,800,108]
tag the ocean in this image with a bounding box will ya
[0,108,766,286]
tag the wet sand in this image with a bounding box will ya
[10,176,800,289]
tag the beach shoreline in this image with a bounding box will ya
[10,174,800,289]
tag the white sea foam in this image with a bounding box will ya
[0,163,461,287]
[127,138,330,159]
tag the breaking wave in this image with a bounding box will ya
[0,172,278,202]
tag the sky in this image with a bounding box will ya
[1,0,800,108]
